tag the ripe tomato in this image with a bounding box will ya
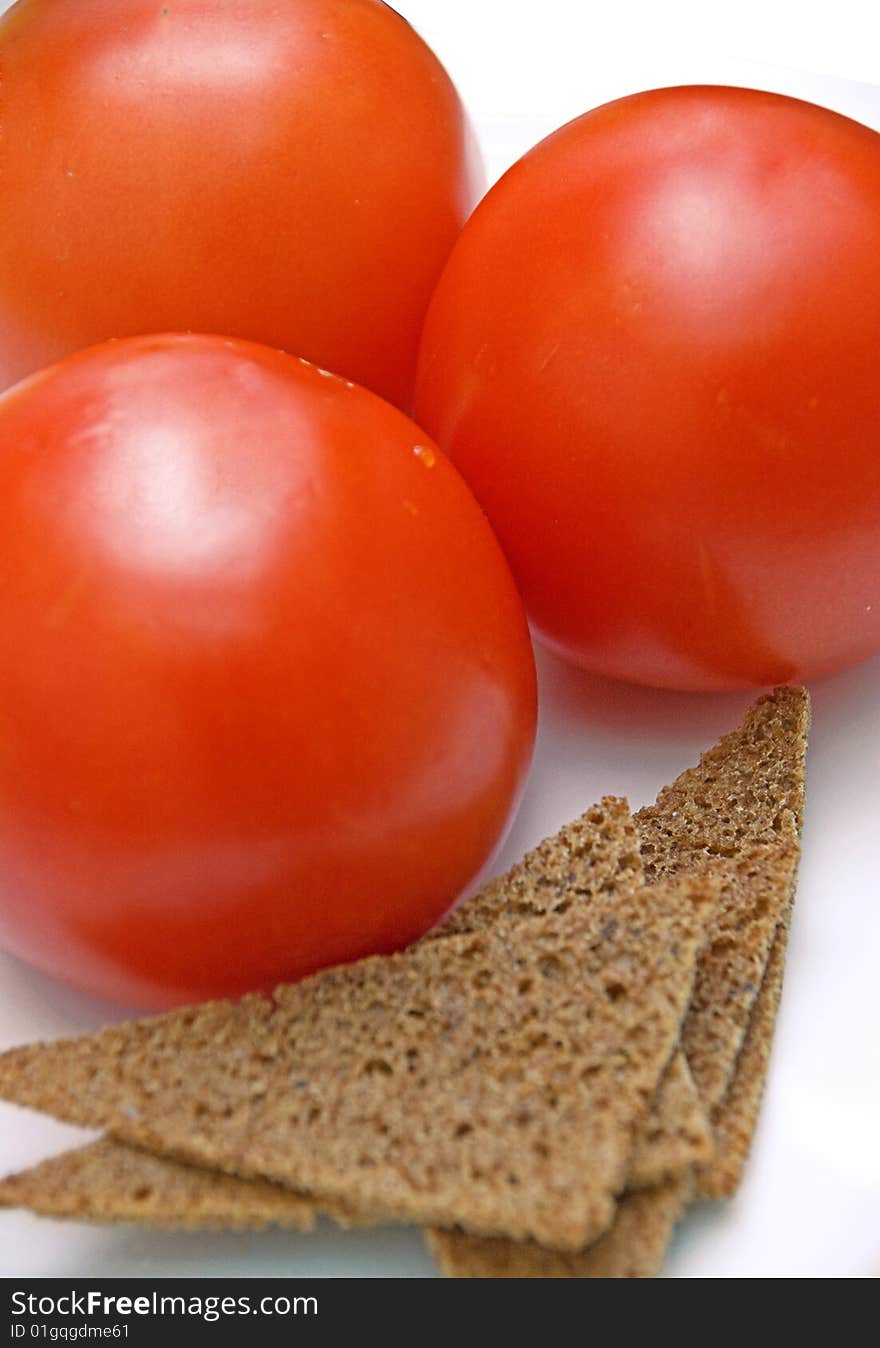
[415,86,880,690]
[0,335,536,1008]
[0,0,482,410]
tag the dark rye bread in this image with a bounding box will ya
[0,1137,356,1232]
[0,690,806,1270]
[437,685,810,1286]
[0,832,718,1252]
[669,842,798,1113]
[0,801,711,1239]
[0,1052,708,1237]
[430,805,714,1189]
[433,686,808,1277]
[697,915,791,1199]
[430,802,643,939]
[627,1053,710,1190]
[558,687,808,1279]
[427,1174,692,1278]
[433,924,793,1279]
[426,801,712,1186]
[0,937,794,1270]
[636,687,808,876]
[635,684,808,1115]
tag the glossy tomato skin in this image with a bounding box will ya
[0,0,482,410]
[415,86,880,690]
[0,335,536,1008]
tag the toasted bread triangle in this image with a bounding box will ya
[0,1136,358,1232]
[425,801,713,1185]
[0,686,808,1269]
[431,685,808,1276]
[636,684,808,1112]
[697,914,792,1199]
[427,1174,692,1278]
[433,910,797,1278]
[0,797,717,1252]
[0,797,709,1235]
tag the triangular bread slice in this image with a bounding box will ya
[427,1174,692,1278]
[636,685,809,1113]
[418,802,713,1185]
[0,799,711,1237]
[697,913,791,1198]
[430,685,808,1276]
[427,859,796,1275]
[627,1053,709,1190]
[430,811,714,1189]
[0,1137,358,1232]
[0,1056,709,1235]
[425,906,795,1278]
[1,686,806,1266]
[0,799,717,1253]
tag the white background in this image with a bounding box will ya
[1,0,879,1278]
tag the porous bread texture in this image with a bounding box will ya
[635,685,807,1114]
[0,1050,707,1236]
[434,685,808,1277]
[0,834,717,1252]
[0,1137,355,1232]
[429,800,712,1186]
[628,1053,711,1190]
[697,915,791,1199]
[430,801,643,939]
[0,688,808,1272]
[0,798,710,1237]
[432,854,794,1277]
[636,686,809,879]
[426,1174,691,1278]
[677,843,797,1110]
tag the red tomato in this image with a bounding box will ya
[415,86,880,690]
[0,0,482,410]
[0,335,536,1008]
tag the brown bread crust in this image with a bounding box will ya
[433,686,808,1276]
[0,687,808,1272]
[0,799,717,1252]
[427,1175,691,1278]
[0,1137,356,1231]
[697,914,791,1199]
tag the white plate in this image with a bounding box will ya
[1,3,878,1280]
